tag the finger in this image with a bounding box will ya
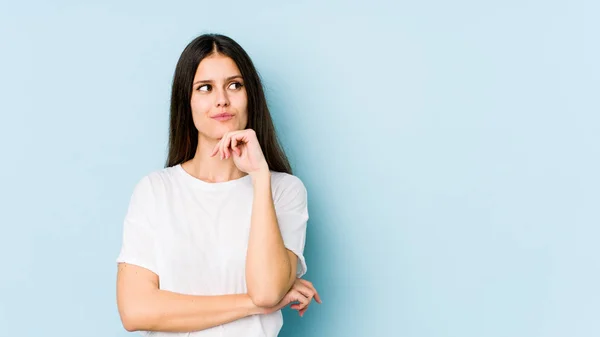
[298,279,322,304]
[231,137,240,156]
[228,132,241,158]
[298,302,309,317]
[225,131,242,159]
[211,139,221,157]
[233,131,248,157]
[292,283,314,300]
[286,289,309,311]
[314,291,322,304]
[220,133,229,159]
[221,134,227,160]
[224,134,232,159]
[304,280,322,304]
[225,132,237,158]
[293,290,310,310]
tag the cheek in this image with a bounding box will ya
[191,95,214,116]
[191,95,211,113]
[233,93,248,120]
[236,103,249,127]
[190,97,212,128]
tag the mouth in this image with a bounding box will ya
[211,113,234,121]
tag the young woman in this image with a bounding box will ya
[115,33,322,336]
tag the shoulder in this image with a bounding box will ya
[130,165,180,197]
[270,171,308,201]
[270,171,305,189]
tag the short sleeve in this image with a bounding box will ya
[116,175,158,275]
[275,175,309,278]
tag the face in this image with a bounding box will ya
[190,53,248,141]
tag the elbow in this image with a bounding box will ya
[246,271,294,308]
[246,264,294,308]
[119,305,153,332]
[120,311,141,332]
[248,290,284,308]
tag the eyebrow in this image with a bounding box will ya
[193,75,243,86]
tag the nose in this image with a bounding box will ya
[215,87,230,108]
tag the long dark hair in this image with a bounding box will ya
[165,33,292,174]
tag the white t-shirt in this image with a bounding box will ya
[116,163,309,337]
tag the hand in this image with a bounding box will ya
[210,129,269,176]
[259,278,322,317]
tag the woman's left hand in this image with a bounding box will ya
[211,129,269,176]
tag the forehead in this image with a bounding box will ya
[193,54,241,80]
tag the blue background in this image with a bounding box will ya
[1,1,598,336]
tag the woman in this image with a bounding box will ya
[115,33,322,336]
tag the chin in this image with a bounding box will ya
[223,124,244,132]
[212,126,240,139]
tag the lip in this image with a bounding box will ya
[211,113,234,121]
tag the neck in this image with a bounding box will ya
[181,133,247,183]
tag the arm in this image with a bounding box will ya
[116,263,260,333]
[245,171,298,307]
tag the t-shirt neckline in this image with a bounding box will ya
[174,163,251,190]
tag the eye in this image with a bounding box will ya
[228,82,243,90]
[197,84,211,92]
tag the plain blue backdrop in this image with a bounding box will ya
[1,1,598,336]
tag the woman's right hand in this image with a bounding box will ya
[258,278,322,317]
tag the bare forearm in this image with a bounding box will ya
[121,290,257,333]
[246,171,292,306]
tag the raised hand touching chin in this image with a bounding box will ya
[211,129,269,177]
